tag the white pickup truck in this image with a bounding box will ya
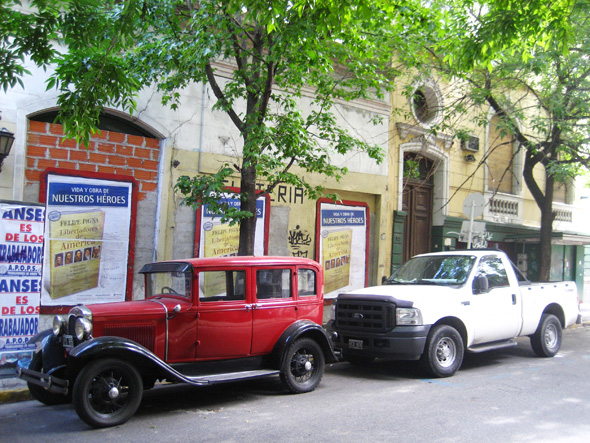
[329,250,580,377]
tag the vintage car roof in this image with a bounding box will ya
[139,256,321,273]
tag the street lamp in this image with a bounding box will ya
[0,127,15,172]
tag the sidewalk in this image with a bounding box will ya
[1,305,589,405]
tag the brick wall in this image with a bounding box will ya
[26,121,160,200]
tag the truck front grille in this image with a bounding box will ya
[335,300,395,333]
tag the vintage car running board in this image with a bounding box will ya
[467,339,518,353]
[186,369,281,384]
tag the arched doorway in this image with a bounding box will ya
[402,153,435,261]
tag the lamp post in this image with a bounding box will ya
[0,127,15,172]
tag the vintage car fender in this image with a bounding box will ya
[271,320,338,367]
[66,336,209,386]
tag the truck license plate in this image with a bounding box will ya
[349,339,363,350]
[63,335,74,348]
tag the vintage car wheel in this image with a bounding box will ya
[26,352,70,406]
[531,314,562,357]
[73,358,143,428]
[420,324,464,378]
[280,338,325,394]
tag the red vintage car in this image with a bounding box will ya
[19,256,335,428]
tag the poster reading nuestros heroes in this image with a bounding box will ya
[41,174,133,306]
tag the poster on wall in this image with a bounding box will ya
[0,201,43,365]
[317,201,368,298]
[197,192,269,258]
[41,174,133,306]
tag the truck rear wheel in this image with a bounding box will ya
[73,358,143,428]
[420,325,464,378]
[280,338,325,394]
[531,314,562,357]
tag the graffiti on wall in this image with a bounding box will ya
[288,225,312,258]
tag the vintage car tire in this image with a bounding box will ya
[530,314,562,358]
[72,358,143,428]
[280,338,325,394]
[26,352,70,406]
[419,324,464,378]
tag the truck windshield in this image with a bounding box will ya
[384,255,476,286]
[145,271,191,298]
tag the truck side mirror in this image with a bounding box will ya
[473,275,489,294]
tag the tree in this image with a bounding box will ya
[34,0,432,255]
[418,0,587,280]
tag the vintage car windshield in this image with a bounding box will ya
[145,271,191,298]
[384,255,476,286]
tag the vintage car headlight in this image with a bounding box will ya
[396,307,423,326]
[52,315,67,336]
[74,317,93,341]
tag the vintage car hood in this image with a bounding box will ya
[85,298,190,318]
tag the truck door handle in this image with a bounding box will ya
[512,294,517,305]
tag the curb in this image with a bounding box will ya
[0,389,31,405]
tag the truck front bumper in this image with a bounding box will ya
[331,325,431,360]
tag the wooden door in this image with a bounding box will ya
[402,179,433,262]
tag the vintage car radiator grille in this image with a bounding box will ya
[102,323,156,352]
[335,300,395,333]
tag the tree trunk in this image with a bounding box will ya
[237,162,258,256]
[538,173,556,281]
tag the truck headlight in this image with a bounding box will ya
[52,315,66,336]
[74,318,93,341]
[396,307,423,326]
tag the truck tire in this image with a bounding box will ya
[280,338,325,394]
[73,358,143,428]
[420,324,464,378]
[27,352,70,406]
[530,314,562,357]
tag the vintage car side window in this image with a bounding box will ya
[199,270,246,302]
[146,270,191,298]
[297,269,316,297]
[476,256,509,290]
[257,269,291,299]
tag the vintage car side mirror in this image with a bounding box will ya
[168,304,181,319]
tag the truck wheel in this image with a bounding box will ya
[420,325,464,378]
[280,338,325,394]
[531,314,562,357]
[27,352,70,406]
[73,358,143,428]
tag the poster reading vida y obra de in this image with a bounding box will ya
[41,174,133,306]
[319,202,367,298]
[0,202,43,360]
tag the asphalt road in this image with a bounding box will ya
[2,325,590,443]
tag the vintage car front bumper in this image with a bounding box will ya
[17,366,69,394]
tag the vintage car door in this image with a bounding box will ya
[251,266,297,355]
[195,268,253,359]
[469,255,522,345]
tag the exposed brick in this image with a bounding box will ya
[57,161,77,170]
[37,159,57,169]
[95,130,108,140]
[50,148,69,160]
[27,146,47,158]
[115,145,133,156]
[70,150,89,162]
[25,169,42,182]
[38,135,58,147]
[89,153,107,164]
[109,132,126,143]
[78,163,97,172]
[134,147,151,159]
[48,124,65,136]
[126,157,144,169]
[137,191,147,201]
[141,181,158,192]
[134,169,157,181]
[151,149,160,161]
[58,137,78,149]
[98,143,115,154]
[29,121,47,133]
[97,165,117,175]
[127,135,144,146]
[145,138,159,149]
[108,155,126,166]
[26,157,36,168]
[142,160,159,171]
